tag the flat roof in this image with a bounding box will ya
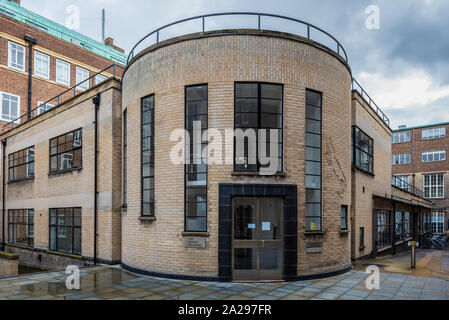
[0,0,127,64]
[393,122,449,132]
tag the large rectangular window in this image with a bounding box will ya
[305,89,322,231]
[422,151,446,163]
[352,126,374,173]
[432,211,445,234]
[76,66,89,91]
[8,41,25,71]
[141,96,154,216]
[123,109,127,206]
[424,173,444,198]
[56,59,71,86]
[34,51,50,79]
[395,211,403,241]
[376,210,392,249]
[422,127,446,140]
[234,83,283,173]
[392,154,411,165]
[392,131,411,144]
[8,146,34,181]
[404,211,411,238]
[1,91,20,122]
[49,208,81,255]
[185,85,208,231]
[49,129,82,173]
[8,209,34,247]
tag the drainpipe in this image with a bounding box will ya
[92,93,101,265]
[2,139,7,250]
[24,36,37,122]
[412,128,415,187]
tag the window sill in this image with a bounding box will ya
[231,171,286,177]
[7,177,34,184]
[181,231,210,238]
[47,250,82,259]
[48,167,82,176]
[359,246,366,251]
[6,243,34,251]
[352,166,374,177]
[139,216,156,222]
[304,230,325,236]
[340,229,349,234]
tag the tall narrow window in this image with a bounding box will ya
[8,209,34,247]
[352,126,374,173]
[8,41,25,71]
[305,89,322,231]
[123,109,127,207]
[141,96,155,216]
[341,205,348,230]
[360,227,365,248]
[49,208,81,255]
[423,173,444,198]
[56,59,71,86]
[8,146,34,181]
[1,92,20,122]
[376,210,392,248]
[404,212,411,238]
[185,85,208,232]
[34,51,50,79]
[395,211,403,241]
[76,66,89,91]
[234,83,283,173]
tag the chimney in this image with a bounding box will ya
[104,37,125,53]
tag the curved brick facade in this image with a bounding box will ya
[121,30,352,280]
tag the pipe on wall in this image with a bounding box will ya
[1,139,6,250]
[24,36,37,122]
[92,93,101,265]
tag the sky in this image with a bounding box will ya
[21,0,449,129]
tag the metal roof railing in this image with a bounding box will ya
[392,176,425,199]
[2,64,118,133]
[352,78,390,128]
[127,12,349,64]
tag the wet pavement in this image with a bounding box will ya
[0,265,448,300]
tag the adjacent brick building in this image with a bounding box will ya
[392,122,449,234]
[0,13,435,281]
[0,0,125,129]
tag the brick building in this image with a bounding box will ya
[0,13,435,281]
[392,122,449,234]
[0,0,125,129]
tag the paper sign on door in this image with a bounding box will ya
[262,222,271,231]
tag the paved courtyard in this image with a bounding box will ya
[0,265,448,300]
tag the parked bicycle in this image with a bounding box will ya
[418,232,449,249]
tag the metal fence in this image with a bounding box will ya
[391,176,425,198]
[127,12,349,64]
[2,64,118,133]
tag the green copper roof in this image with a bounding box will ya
[392,122,449,132]
[0,0,127,65]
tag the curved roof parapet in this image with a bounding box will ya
[127,12,349,65]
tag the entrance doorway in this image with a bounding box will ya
[232,198,283,281]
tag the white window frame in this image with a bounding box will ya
[423,173,444,199]
[75,66,89,91]
[422,127,446,140]
[37,101,55,115]
[392,154,411,165]
[34,51,50,79]
[8,41,25,72]
[1,91,20,123]
[431,211,445,234]
[422,151,446,163]
[392,131,411,144]
[56,59,71,86]
[95,74,107,85]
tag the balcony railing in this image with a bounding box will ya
[352,78,390,128]
[2,64,118,133]
[127,12,349,64]
[392,176,425,199]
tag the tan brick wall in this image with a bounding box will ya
[0,79,122,268]
[351,91,392,259]
[122,31,352,278]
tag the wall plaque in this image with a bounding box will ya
[184,237,206,249]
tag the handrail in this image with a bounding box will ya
[392,176,425,199]
[127,12,348,64]
[2,64,118,133]
[352,78,390,128]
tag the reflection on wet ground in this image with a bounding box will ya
[0,265,448,300]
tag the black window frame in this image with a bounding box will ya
[376,210,392,249]
[8,209,34,247]
[49,207,82,255]
[340,205,348,230]
[352,126,374,174]
[305,89,322,231]
[395,211,404,241]
[8,146,35,182]
[359,227,365,248]
[123,108,127,207]
[185,84,208,232]
[233,82,284,173]
[141,95,155,217]
[49,128,82,173]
